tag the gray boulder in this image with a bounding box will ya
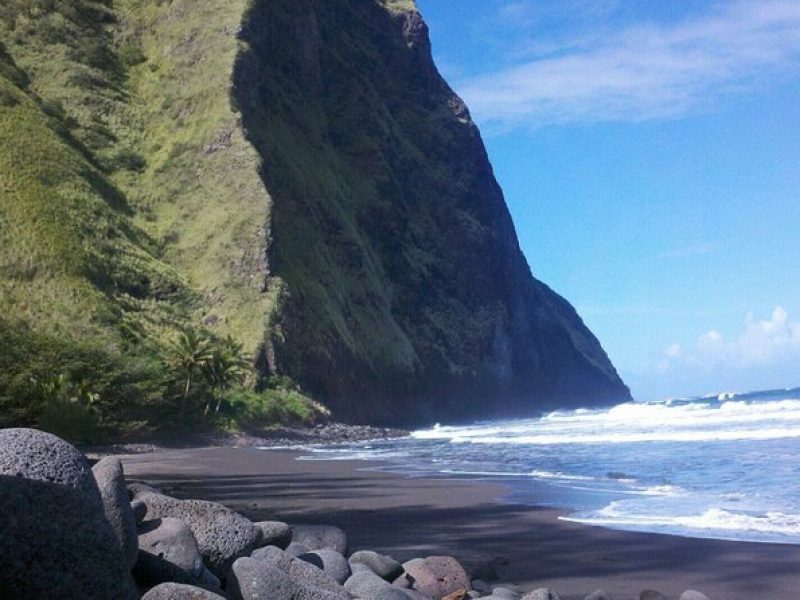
[137,491,261,578]
[0,429,138,599]
[299,549,352,584]
[254,520,292,549]
[349,550,404,581]
[251,545,348,596]
[142,582,228,599]
[397,556,471,599]
[133,517,211,587]
[401,590,434,600]
[0,428,97,495]
[132,498,148,523]
[344,571,408,600]
[521,590,560,600]
[292,524,348,554]
[286,541,312,556]
[680,592,711,600]
[92,456,139,568]
[228,557,347,600]
[491,588,520,600]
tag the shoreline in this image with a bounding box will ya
[122,446,800,600]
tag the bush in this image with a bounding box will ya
[219,386,318,429]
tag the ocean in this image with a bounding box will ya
[280,388,800,545]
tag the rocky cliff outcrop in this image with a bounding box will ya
[233,0,630,423]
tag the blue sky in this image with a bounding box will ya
[415,0,800,401]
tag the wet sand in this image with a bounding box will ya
[123,446,800,600]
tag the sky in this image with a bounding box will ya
[415,0,800,401]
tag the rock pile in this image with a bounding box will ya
[0,429,713,600]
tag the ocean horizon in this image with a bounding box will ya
[270,386,800,545]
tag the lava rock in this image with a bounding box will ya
[490,588,520,600]
[228,556,347,600]
[254,520,292,549]
[0,428,97,495]
[92,456,139,568]
[397,556,471,599]
[251,545,348,595]
[137,491,261,578]
[521,590,560,600]
[134,517,208,586]
[349,550,404,581]
[344,570,408,600]
[286,541,311,557]
[0,429,138,599]
[291,524,349,555]
[141,582,228,599]
[131,498,148,523]
[300,549,352,584]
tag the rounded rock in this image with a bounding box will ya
[251,545,348,595]
[92,456,139,568]
[291,524,348,554]
[349,550,404,581]
[137,491,261,578]
[134,517,206,586]
[254,520,292,549]
[229,556,346,600]
[142,582,228,599]
[344,570,409,600]
[299,549,352,584]
[132,498,149,522]
[398,556,472,599]
[680,592,711,600]
[521,589,561,600]
[0,429,138,599]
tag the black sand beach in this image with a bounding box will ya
[122,447,800,600]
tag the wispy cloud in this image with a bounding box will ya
[457,1,800,128]
[658,307,800,374]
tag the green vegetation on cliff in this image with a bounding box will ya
[1,0,629,439]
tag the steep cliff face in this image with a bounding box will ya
[233,0,631,423]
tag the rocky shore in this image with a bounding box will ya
[82,423,409,458]
[1,427,717,600]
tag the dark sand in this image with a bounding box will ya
[123,447,800,600]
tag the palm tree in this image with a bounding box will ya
[165,329,214,405]
[204,335,251,415]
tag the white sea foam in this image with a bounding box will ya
[563,506,800,541]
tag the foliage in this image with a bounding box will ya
[219,385,321,430]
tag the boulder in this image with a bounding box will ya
[397,556,471,599]
[137,491,261,578]
[680,592,711,600]
[0,428,97,496]
[344,570,408,600]
[0,429,138,599]
[402,590,434,600]
[131,498,148,523]
[585,591,612,600]
[286,541,312,557]
[254,520,292,549]
[490,589,520,600]
[92,456,139,568]
[133,517,209,587]
[142,582,228,599]
[228,556,347,600]
[292,524,348,554]
[442,591,470,600]
[349,550,404,581]
[521,590,560,600]
[251,545,348,595]
[299,549,352,584]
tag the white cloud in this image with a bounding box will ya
[660,307,800,373]
[457,1,800,128]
